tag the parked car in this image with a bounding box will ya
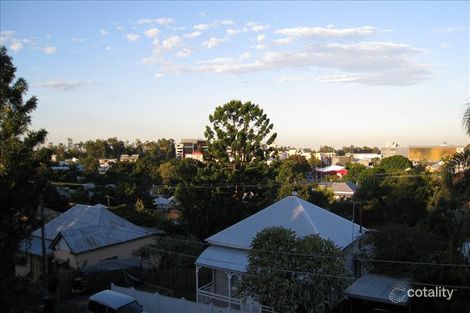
[88,290,148,313]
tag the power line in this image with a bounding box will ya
[150,237,470,269]
[143,246,470,291]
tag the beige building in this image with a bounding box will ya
[396,145,464,162]
[18,204,161,278]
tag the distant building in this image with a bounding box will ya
[381,142,400,158]
[175,138,207,160]
[120,154,140,162]
[352,153,382,161]
[331,155,354,166]
[152,196,176,211]
[316,165,348,177]
[99,158,118,165]
[396,145,463,162]
[318,181,358,199]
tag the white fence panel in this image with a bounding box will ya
[111,284,236,313]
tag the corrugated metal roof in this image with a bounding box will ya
[19,236,53,256]
[343,274,412,306]
[196,246,248,273]
[319,181,357,194]
[206,196,366,250]
[31,204,154,254]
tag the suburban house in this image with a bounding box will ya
[318,181,358,199]
[195,196,366,313]
[152,196,177,211]
[315,164,348,177]
[18,204,160,279]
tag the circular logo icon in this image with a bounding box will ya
[389,280,408,304]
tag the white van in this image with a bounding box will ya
[88,290,148,313]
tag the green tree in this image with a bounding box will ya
[159,160,178,185]
[176,101,279,238]
[0,47,47,286]
[343,162,367,183]
[277,155,310,183]
[204,100,277,169]
[239,227,345,313]
[379,155,413,171]
[308,155,322,169]
[319,145,335,153]
[134,235,203,293]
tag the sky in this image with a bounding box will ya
[1,1,469,149]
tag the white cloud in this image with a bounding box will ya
[126,34,140,41]
[9,41,23,52]
[155,73,164,79]
[105,46,112,51]
[141,56,158,65]
[144,28,160,38]
[169,41,430,86]
[278,75,314,82]
[275,26,378,38]
[162,36,181,50]
[433,26,467,35]
[257,34,266,42]
[175,48,192,58]
[100,29,109,36]
[1,30,15,44]
[255,44,266,50]
[71,38,87,43]
[137,17,174,26]
[35,80,95,90]
[202,37,228,48]
[219,20,235,26]
[193,20,231,31]
[438,42,451,49]
[226,28,242,36]
[239,52,251,60]
[272,37,295,45]
[194,23,211,31]
[246,21,269,32]
[43,46,57,54]
[184,31,202,39]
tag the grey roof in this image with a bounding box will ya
[31,204,154,254]
[19,236,53,256]
[206,196,366,250]
[318,181,357,195]
[82,257,142,273]
[343,274,412,306]
[196,246,248,273]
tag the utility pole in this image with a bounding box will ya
[40,192,48,298]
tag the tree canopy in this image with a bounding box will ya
[239,227,345,313]
[204,100,277,168]
[0,47,47,282]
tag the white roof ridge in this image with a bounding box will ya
[295,197,319,235]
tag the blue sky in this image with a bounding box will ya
[1,1,469,148]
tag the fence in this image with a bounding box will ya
[111,284,237,313]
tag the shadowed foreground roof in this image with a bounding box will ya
[31,204,155,254]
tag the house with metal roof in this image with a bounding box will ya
[195,196,367,312]
[318,181,358,199]
[18,204,161,279]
